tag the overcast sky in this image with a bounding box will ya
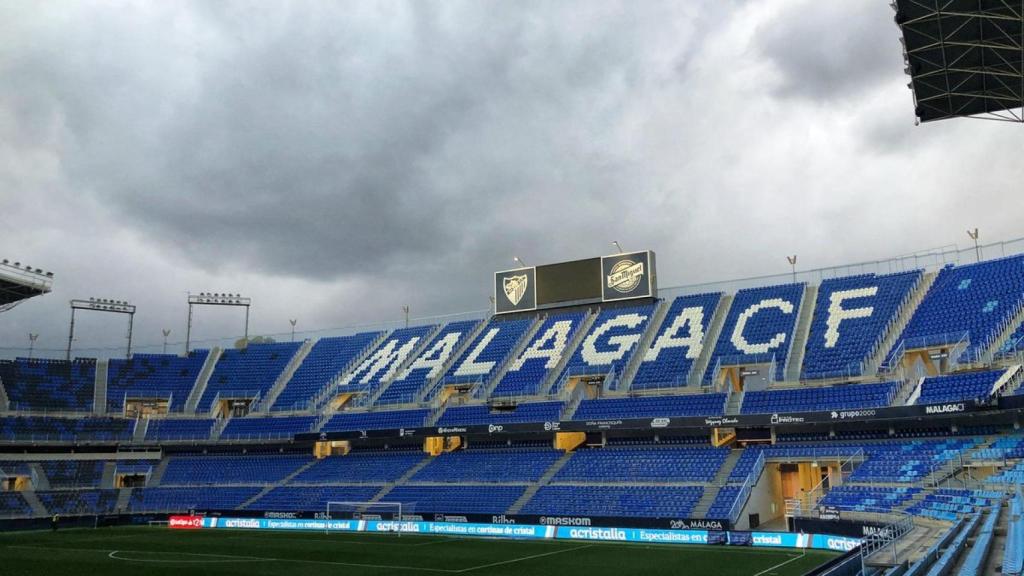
[1,0,1021,358]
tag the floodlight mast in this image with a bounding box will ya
[67,298,137,361]
[185,292,252,354]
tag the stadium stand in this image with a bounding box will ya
[219,415,317,440]
[376,320,480,405]
[553,304,655,392]
[490,311,587,398]
[332,325,437,397]
[521,486,704,518]
[0,416,133,442]
[436,318,534,400]
[572,393,726,420]
[144,418,214,441]
[270,331,382,411]
[197,342,302,413]
[888,255,1024,362]
[320,408,428,432]
[412,445,561,483]
[0,358,96,411]
[106,351,209,413]
[554,445,728,483]
[631,293,723,390]
[40,460,104,488]
[435,401,562,426]
[739,381,898,414]
[246,486,382,511]
[915,369,1006,404]
[800,271,921,379]
[703,283,805,382]
[383,485,525,515]
[292,450,426,484]
[160,454,310,485]
[130,487,263,512]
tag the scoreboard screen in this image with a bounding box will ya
[536,258,602,304]
[494,251,656,314]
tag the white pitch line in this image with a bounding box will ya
[108,550,272,564]
[453,544,594,573]
[752,551,805,576]
[8,544,458,573]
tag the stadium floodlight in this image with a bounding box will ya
[786,255,798,283]
[967,229,981,262]
[513,256,528,268]
[67,298,137,361]
[0,258,55,314]
[611,240,624,254]
[185,292,252,354]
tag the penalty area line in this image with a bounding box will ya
[752,549,806,576]
[453,544,594,573]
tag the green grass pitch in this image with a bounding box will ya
[0,524,839,573]
[0,526,838,575]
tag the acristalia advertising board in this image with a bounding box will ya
[173,515,860,552]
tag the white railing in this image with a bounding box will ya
[726,450,765,524]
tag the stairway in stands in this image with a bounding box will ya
[784,285,817,381]
[115,488,133,512]
[618,299,671,392]
[93,359,109,415]
[21,491,48,517]
[475,315,545,399]
[184,347,223,414]
[238,459,321,509]
[691,449,743,518]
[148,458,171,486]
[506,451,574,514]
[867,271,938,374]
[687,294,734,386]
[365,454,436,505]
[257,338,317,413]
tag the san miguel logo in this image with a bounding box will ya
[607,260,644,293]
[504,274,528,305]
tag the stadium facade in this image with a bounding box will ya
[3,239,1024,573]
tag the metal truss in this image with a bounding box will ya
[893,0,1024,123]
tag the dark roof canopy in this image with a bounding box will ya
[0,268,52,313]
[894,0,1023,123]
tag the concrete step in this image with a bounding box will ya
[508,452,574,514]
[132,418,149,443]
[258,338,317,413]
[28,463,50,490]
[784,285,817,381]
[148,458,171,487]
[688,294,734,387]
[870,271,937,374]
[21,490,48,517]
[116,488,133,513]
[238,459,320,510]
[185,347,222,414]
[94,359,109,415]
[619,300,671,392]
[100,462,117,490]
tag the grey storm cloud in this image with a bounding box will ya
[1,0,1022,356]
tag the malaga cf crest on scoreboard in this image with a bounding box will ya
[494,251,656,315]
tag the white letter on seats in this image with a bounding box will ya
[582,313,647,366]
[396,332,463,380]
[730,298,795,354]
[453,328,499,377]
[824,287,877,348]
[511,321,573,370]
[644,307,706,362]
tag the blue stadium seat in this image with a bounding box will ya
[107,351,209,413]
[572,394,726,420]
[376,320,481,405]
[491,311,587,398]
[632,293,722,390]
[740,381,898,414]
[0,358,96,411]
[197,342,302,413]
[554,305,655,392]
[916,370,1005,405]
[272,332,382,411]
[436,401,562,426]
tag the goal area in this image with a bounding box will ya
[324,501,406,533]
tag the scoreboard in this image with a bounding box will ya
[494,251,656,314]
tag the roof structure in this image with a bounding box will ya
[0,259,53,313]
[894,0,1024,123]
